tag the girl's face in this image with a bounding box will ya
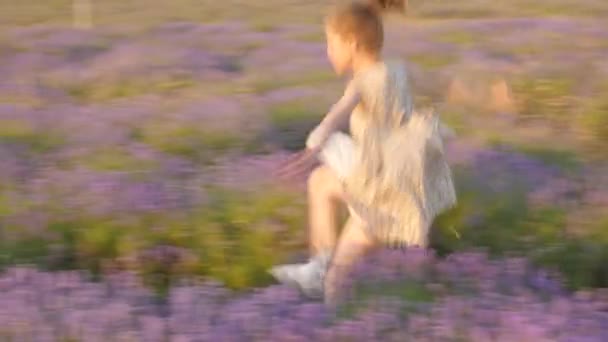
[325,26,354,75]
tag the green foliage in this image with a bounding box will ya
[66,75,196,103]
[250,71,334,94]
[434,31,477,46]
[0,119,64,153]
[408,53,459,70]
[0,187,306,296]
[511,76,576,121]
[249,20,277,33]
[79,147,158,172]
[0,186,13,217]
[487,139,582,174]
[337,280,435,321]
[1,160,607,293]
[134,121,245,162]
[293,31,325,43]
[0,237,49,269]
[267,101,323,151]
[531,218,608,289]
[430,167,608,290]
[187,188,305,290]
[410,0,608,18]
[76,219,128,276]
[580,96,608,156]
[3,0,608,28]
[514,145,581,174]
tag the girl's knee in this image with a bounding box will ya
[343,216,377,247]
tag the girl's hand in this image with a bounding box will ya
[276,147,321,181]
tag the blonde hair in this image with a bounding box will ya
[324,0,405,55]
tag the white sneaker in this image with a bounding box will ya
[269,253,331,299]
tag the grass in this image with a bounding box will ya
[65,74,197,103]
[0,187,307,295]
[409,0,608,18]
[1,0,326,28]
[42,40,111,60]
[430,165,608,289]
[78,147,158,172]
[0,119,65,153]
[511,75,577,122]
[0,34,29,58]
[0,119,36,141]
[509,43,548,56]
[0,237,50,269]
[408,53,459,70]
[0,94,44,107]
[486,137,582,173]
[266,100,324,151]
[178,69,335,97]
[337,280,435,320]
[433,105,474,136]
[215,56,243,73]
[580,97,608,148]
[0,187,13,217]
[293,31,325,43]
[249,19,278,33]
[433,31,477,46]
[250,70,335,94]
[5,0,608,28]
[239,41,265,54]
[515,145,581,173]
[533,234,608,289]
[133,121,245,162]
[1,0,608,298]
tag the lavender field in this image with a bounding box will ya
[1,0,608,340]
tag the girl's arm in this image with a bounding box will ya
[306,84,360,150]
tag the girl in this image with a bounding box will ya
[270,0,456,306]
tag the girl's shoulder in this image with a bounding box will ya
[384,58,409,77]
[357,59,408,79]
[351,59,408,90]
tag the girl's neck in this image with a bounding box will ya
[352,52,382,75]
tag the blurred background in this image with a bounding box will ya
[1,1,607,340]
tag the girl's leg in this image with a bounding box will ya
[307,165,344,256]
[324,214,378,307]
[269,165,344,297]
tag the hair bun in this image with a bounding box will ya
[367,0,408,13]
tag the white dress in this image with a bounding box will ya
[308,60,456,248]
